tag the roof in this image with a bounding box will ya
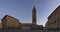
[1,15,19,21]
[48,5,60,19]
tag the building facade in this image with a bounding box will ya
[21,23,32,30]
[1,15,21,30]
[0,23,2,29]
[36,25,44,30]
[45,5,60,30]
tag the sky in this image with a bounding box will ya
[0,0,60,27]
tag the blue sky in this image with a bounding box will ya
[0,0,60,26]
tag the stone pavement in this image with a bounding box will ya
[0,29,60,32]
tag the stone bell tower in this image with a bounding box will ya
[32,6,37,30]
[32,6,36,25]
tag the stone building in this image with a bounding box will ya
[45,5,60,30]
[21,23,32,30]
[0,23,2,29]
[36,25,44,30]
[1,15,21,30]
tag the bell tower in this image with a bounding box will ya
[31,0,37,30]
[32,6,36,25]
